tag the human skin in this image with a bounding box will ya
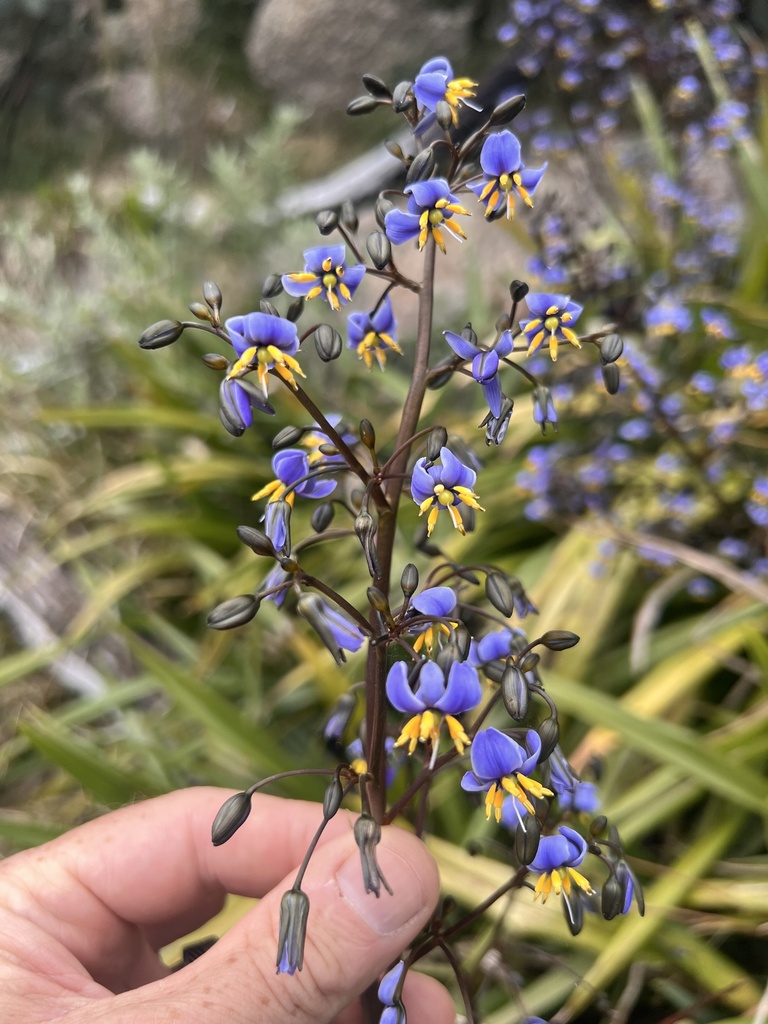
[0,787,456,1024]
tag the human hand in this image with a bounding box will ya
[0,787,455,1023]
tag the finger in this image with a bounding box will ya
[111,824,441,1024]
[0,787,354,991]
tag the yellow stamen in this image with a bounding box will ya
[447,503,465,533]
[305,285,323,302]
[516,774,554,800]
[418,495,435,514]
[561,327,581,348]
[534,872,553,902]
[444,202,471,217]
[251,479,284,502]
[350,756,367,776]
[453,485,485,512]
[445,714,471,755]
[322,256,333,272]
[545,304,559,316]
[443,220,467,242]
[339,282,352,303]
[479,180,497,202]
[426,505,439,536]
[432,226,447,254]
[567,868,594,894]
[527,329,546,356]
[287,272,317,283]
[395,714,423,755]
[484,782,505,822]
[500,775,535,814]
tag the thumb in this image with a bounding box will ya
[143,824,439,1024]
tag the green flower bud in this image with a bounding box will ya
[362,73,391,99]
[206,594,260,630]
[211,791,252,846]
[539,630,580,650]
[138,319,185,350]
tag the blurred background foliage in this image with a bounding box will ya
[0,1,767,1022]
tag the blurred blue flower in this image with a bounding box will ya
[520,292,583,361]
[468,130,547,220]
[282,245,365,311]
[347,296,402,370]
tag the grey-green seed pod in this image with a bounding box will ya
[362,73,392,99]
[315,209,339,235]
[486,573,516,616]
[236,525,276,557]
[400,563,419,599]
[391,80,414,113]
[286,298,304,323]
[406,147,435,185]
[366,231,391,270]
[426,426,448,463]
[203,280,222,312]
[314,324,343,362]
[322,775,344,819]
[340,201,358,233]
[509,280,529,303]
[211,790,252,846]
[501,662,529,720]
[359,418,376,448]
[263,273,284,297]
[601,874,624,920]
[489,93,526,126]
[206,594,260,630]
[202,352,229,371]
[600,333,624,364]
[436,99,453,130]
[347,95,382,116]
[189,301,214,322]
[260,299,280,317]
[138,319,185,350]
[537,716,560,761]
[540,630,580,650]
[311,502,335,532]
[602,362,621,395]
[276,888,310,974]
[375,196,395,229]
[514,813,541,864]
[272,425,306,449]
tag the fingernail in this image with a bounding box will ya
[336,835,427,935]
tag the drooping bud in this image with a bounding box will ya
[400,563,419,599]
[461,506,476,533]
[276,888,310,974]
[414,523,442,557]
[514,813,542,864]
[314,324,343,362]
[537,716,560,761]
[355,509,380,577]
[354,813,393,897]
[509,280,529,303]
[427,358,455,390]
[461,322,478,347]
[375,195,395,228]
[564,889,584,935]
[318,442,340,456]
[532,385,558,434]
[602,362,621,395]
[366,231,391,269]
[501,662,529,720]
[322,775,344,819]
[203,280,222,315]
[202,352,229,371]
[315,209,339,235]
[480,398,514,446]
[138,319,185,350]
[340,201,358,233]
[311,502,335,532]
[347,95,382,116]
[406,147,435,185]
[426,426,448,463]
[189,301,214,322]
[280,554,300,572]
[362,73,392,99]
[539,630,580,650]
[435,99,453,130]
[206,594,260,630]
[211,790,252,846]
[391,80,414,113]
[262,273,284,297]
[601,874,624,921]
[286,297,304,323]
[489,93,527,126]
[236,525,276,558]
[385,139,405,162]
[260,299,280,317]
[599,333,624,364]
[486,572,516,616]
[270,498,292,556]
[359,418,376,449]
[272,424,305,449]
[367,586,390,614]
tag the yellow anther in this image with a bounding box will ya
[445,714,471,755]
[432,226,447,253]
[516,773,554,800]
[251,478,284,502]
[288,272,317,284]
[339,282,352,304]
[419,495,435,514]
[447,503,465,533]
[335,265,345,277]
[305,285,323,302]
[545,304,559,316]
[426,505,440,536]
[322,256,333,272]
[395,714,423,755]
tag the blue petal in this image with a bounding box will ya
[418,56,453,78]
[444,329,479,361]
[385,209,421,246]
[563,299,583,323]
[414,70,449,111]
[371,295,396,337]
[460,770,488,793]
[340,264,366,299]
[473,629,516,663]
[281,274,317,298]
[481,375,503,418]
[297,476,337,500]
[470,727,526,781]
[495,330,514,358]
[405,178,454,210]
[323,603,364,652]
[525,292,571,318]
[273,449,309,485]
[411,458,437,503]
[438,447,476,490]
[303,244,346,273]
[264,501,287,552]
[435,661,482,714]
[411,586,457,617]
[347,311,369,347]
[480,130,522,177]
[386,661,425,714]
[519,728,543,776]
[415,661,446,707]
[378,960,406,1006]
[520,163,548,193]
[472,350,500,383]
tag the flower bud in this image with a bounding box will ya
[206,594,260,630]
[601,874,624,920]
[362,72,392,99]
[203,280,222,313]
[189,301,214,322]
[537,716,560,760]
[355,509,380,577]
[532,385,557,434]
[514,813,541,864]
[354,813,392,897]
[314,324,343,362]
[436,99,453,130]
[211,790,252,846]
[322,775,344,819]
[272,424,305,448]
[262,273,284,297]
[138,319,185,350]
[599,333,624,364]
[495,313,511,334]
[391,80,414,113]
[359,418,376,449]
[318,442,340,456]
[280,555,300,572]
[367,586,390,615]
[486,572,516,616]
[347,95,382,116]
[236,525,276,557]
[340,200,358,233]
[461,322,478,347]
[427,360,454,390]
[501,662,529,720]
[202,352,229,371]
[286,297,304,323]
[376,195,395,228]
[315,209,339,235]
[564,889,584,935]
[480,398,514,446]
[461,506,476,533]
[518,650,540,673]
[426,426,448,463]
[366,230,391,269]
[452,622,472,659]
[406,147,435,185]
[260,299,280,317]
[400,563,419,599]
[509,279,529,303]
[602,362,621,395]
[270,498,292,556]
[276,888,310,974]
[589,815,608,837]
[489,93,526,126]
[311,501,335,532]
[539,630,580,650]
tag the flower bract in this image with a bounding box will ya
[411,446,485,536]
[225,311,304,397]
[282,244,366,311]
[385,179,470,254]
[461,726,552,819]
[519,293,583,361]
[347,296,402,370]
[468,130,547,219]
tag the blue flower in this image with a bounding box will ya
[316,599,365,655]
[377,959,406,1024]
[520,293,583,361]
[411,446,485,536]
[444,328,514,417]
[347,296,402,370]
[386,659,482,762]
[385,179,470,254]
[461,727,552,820]
[548,746,600,815]
[413,56,479,134]
[346,737,399,787]
[529,826,594,902]
[469,131,547,219]
[644,297,693,337]
[407,585,458,655]
[700,308,736,339]
[282,245,365,312]
[251,449,337,551]
[225,312,304,398]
